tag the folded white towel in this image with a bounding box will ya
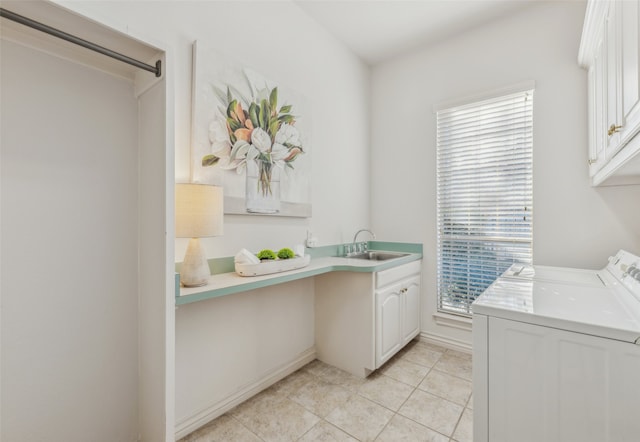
[234,248,260,264]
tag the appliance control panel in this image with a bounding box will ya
[608,250,640,298]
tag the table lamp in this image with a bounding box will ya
[175,183,223,287]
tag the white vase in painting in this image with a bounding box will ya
[245,159,280,214]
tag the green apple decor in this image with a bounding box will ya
[277,248,295,259]
[256,249,277,260]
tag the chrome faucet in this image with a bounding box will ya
[353,229,376,244]
[345,229,376,255]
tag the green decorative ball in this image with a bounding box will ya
[256,249,277,260]
[277,248,295,259]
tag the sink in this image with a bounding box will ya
[346,251,409,261]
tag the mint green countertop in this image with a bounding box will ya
[175,242,422,306]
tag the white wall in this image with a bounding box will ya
[68,1,371,436]
[175,279,314,433]
[370,1,640,347]
[1,40,139,441]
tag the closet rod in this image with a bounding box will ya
[0,8,161,77]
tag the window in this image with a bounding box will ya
[436,88,534,317]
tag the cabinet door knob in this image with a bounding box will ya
[608,124,623,136]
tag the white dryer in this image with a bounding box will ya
[472,250,640,442]
[500,262,607,286]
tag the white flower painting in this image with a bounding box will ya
[191,41,312,217]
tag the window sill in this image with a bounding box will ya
[433,312,473,331]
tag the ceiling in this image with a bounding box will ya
[294,0,542,65]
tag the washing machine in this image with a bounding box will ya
[472,250,640,442]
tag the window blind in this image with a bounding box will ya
[436,89,534,316]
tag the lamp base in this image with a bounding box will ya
[180,238,211,287]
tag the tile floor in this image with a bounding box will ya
[180,339,473,442]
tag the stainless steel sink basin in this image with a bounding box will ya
[347,251,409,261]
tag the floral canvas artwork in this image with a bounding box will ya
[191,41,312,217]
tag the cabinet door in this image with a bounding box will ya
[605,0,622,155]
[590,26,607,170]
[583,0,640,183]
[401,275,421,344]
[620,0,640,142]
[376,284,402,367]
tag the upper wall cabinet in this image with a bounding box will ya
[579,0,640,185]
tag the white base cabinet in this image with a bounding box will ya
[375,265,421,367]
[315,260,422,377]
[473,314,640,442]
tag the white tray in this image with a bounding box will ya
[235,255,311,277]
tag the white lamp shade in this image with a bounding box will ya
[175,183,223,238]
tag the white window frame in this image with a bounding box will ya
[435,83,534,317]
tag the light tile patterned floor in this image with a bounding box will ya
[179,340,473,442]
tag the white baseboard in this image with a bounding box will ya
[174,347,316,440]
[432,312,472,332]
[419,331,472,354]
